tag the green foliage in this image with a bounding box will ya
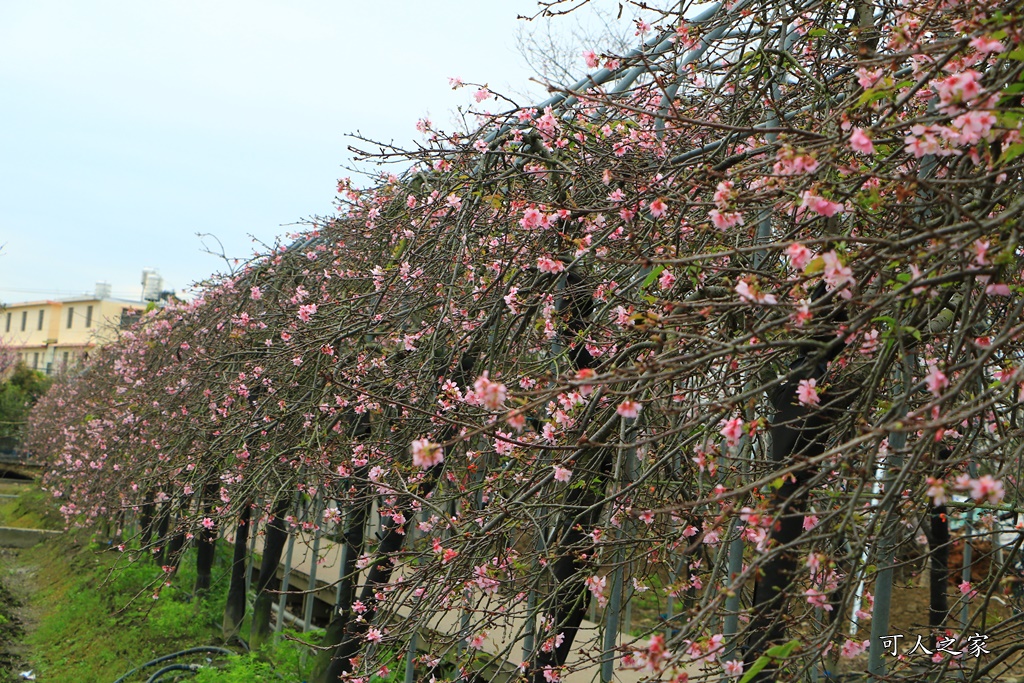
[0,486,63,529]
[191,655,279,682]
[15,516,333,683]
[0,362,52,441]
[24,539,229,682]
[191,641,402,683]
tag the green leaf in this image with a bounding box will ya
[738,655,771,683]
[640,265,666,290]
[808,28,827,37]
[766,640,800,658]
[738,639,800,683]
[999,142,1024,165]
[1006,46,1024,61]
[804,257,825,275]
[857,88,887,106]
[901,325,922,341]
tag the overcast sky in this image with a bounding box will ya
[0,1,617,303]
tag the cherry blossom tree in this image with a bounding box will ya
[23,0,1024,681]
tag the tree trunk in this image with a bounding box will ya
[311,472,370,683]
[322,476,433,681]
[530,447,612,682]
[155,505,171,566]
[928,503,950,649]
[165,529,186,574]
[744,322,846,679]
[194,514,218,596]
[223,503,253,640]
[319,358,475,680]
[140,492,156,552]
[250,498,291,651]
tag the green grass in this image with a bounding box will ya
[0,485,62,529]
[6,484,405,683]
[6,487,319,682]
[22,537,232,682]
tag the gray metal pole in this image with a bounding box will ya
[602,416,636,682]
[303,494,323,631]
[404,630,417,683]
[275,500,299,635]
[960,461,979,630]
[245,498,260,597]
[602,551,625,683]
[867,361,913,677]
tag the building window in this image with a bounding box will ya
[67,307,74,328]
[32,352,38,369]
[62,351,70,367]
[4,312,9,332]
[38,309,44,330]
[21,311,27,331]
[85,305,93,328]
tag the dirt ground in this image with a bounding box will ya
[0,547,39,683]
[834,556,1024,682]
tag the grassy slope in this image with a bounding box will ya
[0,484,338,683]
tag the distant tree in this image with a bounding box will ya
[0,361,52,444]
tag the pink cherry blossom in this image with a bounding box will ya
[708,209,744,230]
[552,465,572,483]
[297,304,318,322]
[841,639,869,659]
[925,364,949,396]
[473,373,507,410]
[805,588,832,611]
[585,574,608,607]
[649,197,668,217]
[934,70,982,112]
[797,378,820,406]
[799,191,845,218]
[849,127,875,155]
[713,180,735,209]
[723,660,744,678]
[583,50,599,68]
[411,439,444,469]
[970,35,1005,55]
[537,257,565,274]
[821,251,853,295]
[617,400,641,418]
[720,417,744,447]
[520,207,545,229]
[968,475,1005,505]
[787,243,814,270]
[735,280,778,305]
[856,67,882,89]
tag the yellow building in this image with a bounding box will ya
[1,290,146,375]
